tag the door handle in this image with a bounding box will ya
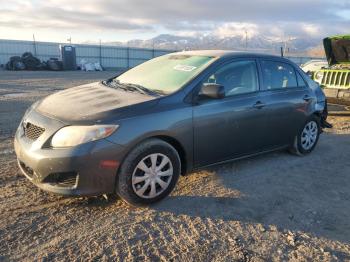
[303,95,312,101]
[253,101,266,109]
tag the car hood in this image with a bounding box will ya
[35,82,159,123]
[323,36,350,65]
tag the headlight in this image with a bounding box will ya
[51,125,118,148]
[314,71,324,82]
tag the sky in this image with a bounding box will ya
[0,0,349,43]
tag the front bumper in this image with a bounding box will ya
[14,109,126,196]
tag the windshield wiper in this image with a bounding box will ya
[101,79,128,92]
[121,82,164,96]
[102,79,164,96]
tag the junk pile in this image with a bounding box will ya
[46,58,63,71]
[78,59,104,71]
[5,52,104,72]
[5,52,63,71]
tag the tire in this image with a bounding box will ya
[22,53,40,70]
[47,59,63,71]
[289,115,321,156]
[8,56,22,70]
[14,61,26,70]
[116,139,181,206]
[21,52,33,59]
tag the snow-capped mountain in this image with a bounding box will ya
[125,34,322,55]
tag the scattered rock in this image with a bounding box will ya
[269,225,278,232]
[257,224,266,232]
[287,234,296,246]
[285,230,297,246]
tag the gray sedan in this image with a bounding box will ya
[14,51,331,205]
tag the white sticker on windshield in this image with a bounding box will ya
[174,65,197,72]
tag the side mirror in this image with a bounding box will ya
[306,71,313,78]
[199,83,225,99]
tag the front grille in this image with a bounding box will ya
[42,172,78,188]
[23,122,45,140]
[319,70,350,89]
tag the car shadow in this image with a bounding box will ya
[152,132,350,244]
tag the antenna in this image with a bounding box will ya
[99,39,102,65]
[32,34,37,56]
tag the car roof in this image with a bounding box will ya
[170,50,287,61]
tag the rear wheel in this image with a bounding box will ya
[289,116,321,156]
[116,139,181,206]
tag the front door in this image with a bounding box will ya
[193,59,267,167]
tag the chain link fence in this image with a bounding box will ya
[0,39,324,69]
[0,39,174,70]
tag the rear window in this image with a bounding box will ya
[296,71,308,87]
[261,60,298,89]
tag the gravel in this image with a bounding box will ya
[0,71,349,261]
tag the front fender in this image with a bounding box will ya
[105,107,194,172]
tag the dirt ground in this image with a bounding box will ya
[0,71,350,261]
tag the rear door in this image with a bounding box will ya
[258,59,313,147]
[193,59,267,167]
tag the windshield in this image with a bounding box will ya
[114,54,216,94]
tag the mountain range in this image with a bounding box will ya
[85,34,325,56]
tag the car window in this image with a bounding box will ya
[296,71,307,87]
[261,60,297,89]
[203,60,258,97]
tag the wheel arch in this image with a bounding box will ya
[119,134,189,176]
[149,135,187,175]
[311,111,323,125]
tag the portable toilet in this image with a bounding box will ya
[60,45,76,70]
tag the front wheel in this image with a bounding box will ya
[116,139,181,206]
[289,116,321,156]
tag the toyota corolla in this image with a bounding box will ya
[14,51,331,206]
